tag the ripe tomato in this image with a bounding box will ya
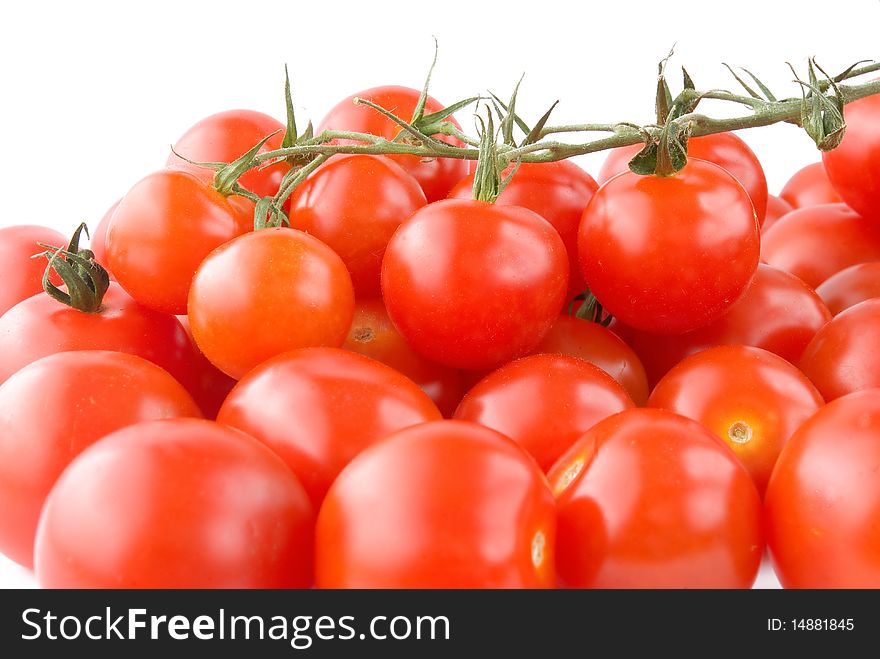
[35,418,314,588]
[315,420,556,588]
[382,198,568,370]
[579,159,759,334]
[188,228,355,379]
[760,195,794,234]
[778,162,843,208]
[598,132,768,226]
[217,347,441,507]
[316,85,468,202]
[815,262,880,316]
[288,155,426,297]
[106,169,253,315]
[448,160,599,300]
[822,93,880,220]
[548,408,763,588]
[88,200,119,278]
[0,225,66,316]
[454,354,633,471]
[761,203,880,288]
[647,345,824,496]
[176,314,237,419]
[765,389,880,587]
[0,351,200,568]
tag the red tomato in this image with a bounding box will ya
[548,408,763,588]
[382,198,568,370]
[816,262,880,316]
[106,169,253,315]
[761,203,880,288]
[533,314,649,405]
[343,298,464,417]
[217,347,441,507]
[778,162,843,209]
[760,195,794,234]
[765,389,880,587]
[0,351,200,568]
[188,228,355,379]
[822,94,880,220]
[288,155,426,297]
[316,85,468,202]
[88,200,119,278]
[611,264,831,388]
[35,418,314,588]
[598,132,768,226]
[448,160,599,300]
[579,159,759,334]
[315,420,556,588]
[454,354,633,471]
[647,345,824,495]
[176,314,237,419]
[0,225,66,316]
[167,109,291,200]
[799,298,880,401]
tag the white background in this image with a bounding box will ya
[2,0,879,588]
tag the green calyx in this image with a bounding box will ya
[36,223,110,313]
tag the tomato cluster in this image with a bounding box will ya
[2,83,880,589]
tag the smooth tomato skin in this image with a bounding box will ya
[0,225,66,316]
[765,390,880,587]
[548,408,763,588]
[316,85,468,202]
[188,228,355,380]
[0,351,200,568]
[822,94,880,220]
[533,314,649,405]
[448,160,599,300]
[778,162,843,209]
[176,314,237,419]
[454,354,633,471]
[217,347,441,507]
[647,345,824,496]
[343,298,464,417]
[288,155,426,297]
[88,200,119,278]
[579,159,759,334]
[315,420,556,588]
[35,418,314,588]
[799,298,880,401]
[815,262,880,316]
[598,132,768,225]
[611,264,832,388]
[761,203,880,288]
[382,199,568,370]
[106,169,253,315]
[760,195,794,234]
[167,109,291,200]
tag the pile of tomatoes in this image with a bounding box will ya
[1,81,880,589]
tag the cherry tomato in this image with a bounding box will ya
[760,195,794,234]
[579,159,759,334]
[88,200,119,278]
[815,262,880,316]
[188,228,355,379]
[315,420,556,588]
[778,162,842,209]
[647,345,823,496]
[382,198,568,370]
[316,85,468,202]
[548,408,763,588]
[35,418,314,588]
[0,225,66,316]
[0,351,200,568]
[761,203,880,288]
[106,169,253,315]
[454,353,633,471]
[176,314,237,419]
[217,347,441,507]
[288,155,426,297]
[765,389,880,587]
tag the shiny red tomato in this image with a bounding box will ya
[815,262,880,316]
[35,418,314,588]
[382,198,568,370]
[188,228,355,379]
[288,155,426,297]
[176,314,237,419]
[454,353,633,471]
[217,347,441,507]
[548,408,763,588]
[579,159,759,334]
[0,225,66,316]
[0,351,200,568]
[648,345,824,496]
[88,200,119,278]
[765,389,880,587]
[315,420,556,588]
[760,195,794,234]
[778,162,843,209]
[316,85,468,202]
